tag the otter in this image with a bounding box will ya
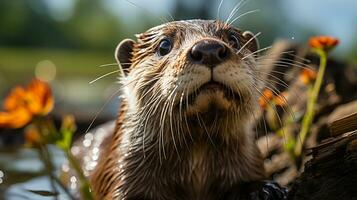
[80,20,286,200]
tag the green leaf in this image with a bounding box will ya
[55,130,73,150]
[27,189,59,197]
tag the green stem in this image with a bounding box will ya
[295,50,327,157]
[39,146,76,200]
[33,114,93,199]
[34,119,76,200]
[65,150,94,200]
[38,146,58,200]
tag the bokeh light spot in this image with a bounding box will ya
[35,60,57,82]
[0,170,4,185]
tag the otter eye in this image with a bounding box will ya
[158,39,172,56]
[228,34,241,49]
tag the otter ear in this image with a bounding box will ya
[115,39,135,75]
[242,31,260,57]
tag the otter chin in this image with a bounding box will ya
[185,81,242,115]
[85,19,275,200]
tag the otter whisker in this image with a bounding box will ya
[278,57,312,67]
[255,51,294,60]
[237,66,297,121]
[242,46,273,59]
[258,63,312,72]
[160,87,181,160]
[253,77,296,122]
[171,80,191,151]
[141,80,164,121]
[160,87,179,158]
[257,49,311,64]
[249,105,261,144]
[196,113,217,150]
[230,81,245,138]
[212,111,219,135]
[157,83,180,161]
[229,73,261,139]
[98,63,118,67]
[257,56,313,69]
[251,85,287,144]
[153,98,166,163]
[176,90,189,152]
[258,68,294,77]
[98,62,132,68]
[164,9,175,22]
[225,0,248,25]
[255,50,296,59]
[182,81,194,144]
[251,69,292,90]
[256,51,311,68]
[258,61,313,71]
[174,97,188,152]
[216,0,225,21]
[252,86,293,150]
[136,76,167,162]
[236,32,262,55]
[229,9,260,26]
[262,115,270,157]
[84,87,122,134]
[135,78,162,103]
[251,71,302,103]
[125,0,168,23]
[256,52,312,66]
[238,76,269,156]
[178,90,185,133]
[141,105,158,151]
[167,85,183,160]
[138,80,162,155]
[89,69,120,84]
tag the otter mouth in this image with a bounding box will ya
[186,81,243,105]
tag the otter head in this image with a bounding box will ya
[115,20,263,140]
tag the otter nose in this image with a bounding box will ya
[189,39,228,66]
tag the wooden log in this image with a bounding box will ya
[287,131,357,200]
[329,112,357,136]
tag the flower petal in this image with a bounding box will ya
[27,79,54,115]
[309,36,339,52]
[259,89,274,109]
[299,68,317,85]
[3,87,27,111]
[0,108,32,129]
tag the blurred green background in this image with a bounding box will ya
[1,0,357,122]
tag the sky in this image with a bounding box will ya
[281,0,357,49]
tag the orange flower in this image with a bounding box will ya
[3,87,27,111]
[26,79,54,116]
[274,92,288,106]
[259,88,274,109]
[299,68,317,85]
[0,79,54,129]
[309,36,339,52]
[0,108,32,129]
